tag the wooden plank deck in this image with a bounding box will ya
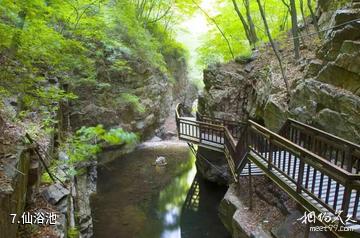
[178,118,225,152]
[176,109,360,232]
[252,150,360,226]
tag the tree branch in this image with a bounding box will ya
[192,0,234,59]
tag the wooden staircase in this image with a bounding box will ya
[175,103,360,237]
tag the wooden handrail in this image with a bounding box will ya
[249,120,360,180]
[178,117,224,130]
[248,120,360,222]
[196,111,247,126]
[287,118,360,151]
[280,118,360,174]
[177,104,360,179]
[175,107,360,223]
[224,127,237,149]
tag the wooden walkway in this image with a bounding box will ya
[255,151,358,218]
[175,103,360,237]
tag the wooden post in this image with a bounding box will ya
[297,155,305,194]
[341,185,352,220]
[175,111,179,136]
[310,133,316,153]
[248,160,253,210]
[268,136,273,170]
[345,146,353,172]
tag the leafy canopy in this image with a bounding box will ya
[196,0,315,66]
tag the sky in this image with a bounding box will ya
[176,0,218,89]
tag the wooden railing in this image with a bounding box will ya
[280,119,360,174]
[176,104,244,181]
[176,104,225,149]
[249,120,360,223]
[196,112,246,140]
[175,104,360,223]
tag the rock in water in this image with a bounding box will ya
[149,136,162,142]
[154,156,167,166]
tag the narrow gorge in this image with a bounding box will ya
[1,1,360,238]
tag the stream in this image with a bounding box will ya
[91,141,230,238]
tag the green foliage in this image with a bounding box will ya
[0,0,186,124]
[102,128,138,145]
[65,125,138,165]
[110,59,133,74]
[68,227,80,238]
[196,0,312,66]
[40,172,53,184]
[120,93,146,113]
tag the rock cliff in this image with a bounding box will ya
[199,2,360,143]
[69,46,195,139]
[197,2,360,237]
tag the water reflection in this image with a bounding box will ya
[181,175,230,238]
[92,145,229,238]
[156,151,196,238]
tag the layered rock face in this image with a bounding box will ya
[69,47,194,139]
[218,178,327,238]
[195,147,231,185]
[198,2,360,238]
[198,62,258,121]
[291,5,360,143]
[199,3,360,143]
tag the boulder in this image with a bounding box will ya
[331,21,360,43]
[331,9,360,27]
[149,136,162,142]
[263,95,289,132]
[335,51,360,75]
[319,21,360,61]
[154,156,167,166]
[318,5,360,61]
[42,183,70,205]
[218,184,241,234]
[340,40,360,54]
[195,146,231,185]
[318,0,352,13]
[316,108,351,136]
[199,62,256,121]
[316,62,360,95]
[304,59,324,78]
[289,79,360,143]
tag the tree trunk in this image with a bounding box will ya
[307,0,321,40]
[299,0,309,33]
[290,0,300,59]
[280,0,291,12]
[280,9,289,31]
[256,0,290,95]
[231,0,252,46]
[243,0,258,48]
[10,10,27,114]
